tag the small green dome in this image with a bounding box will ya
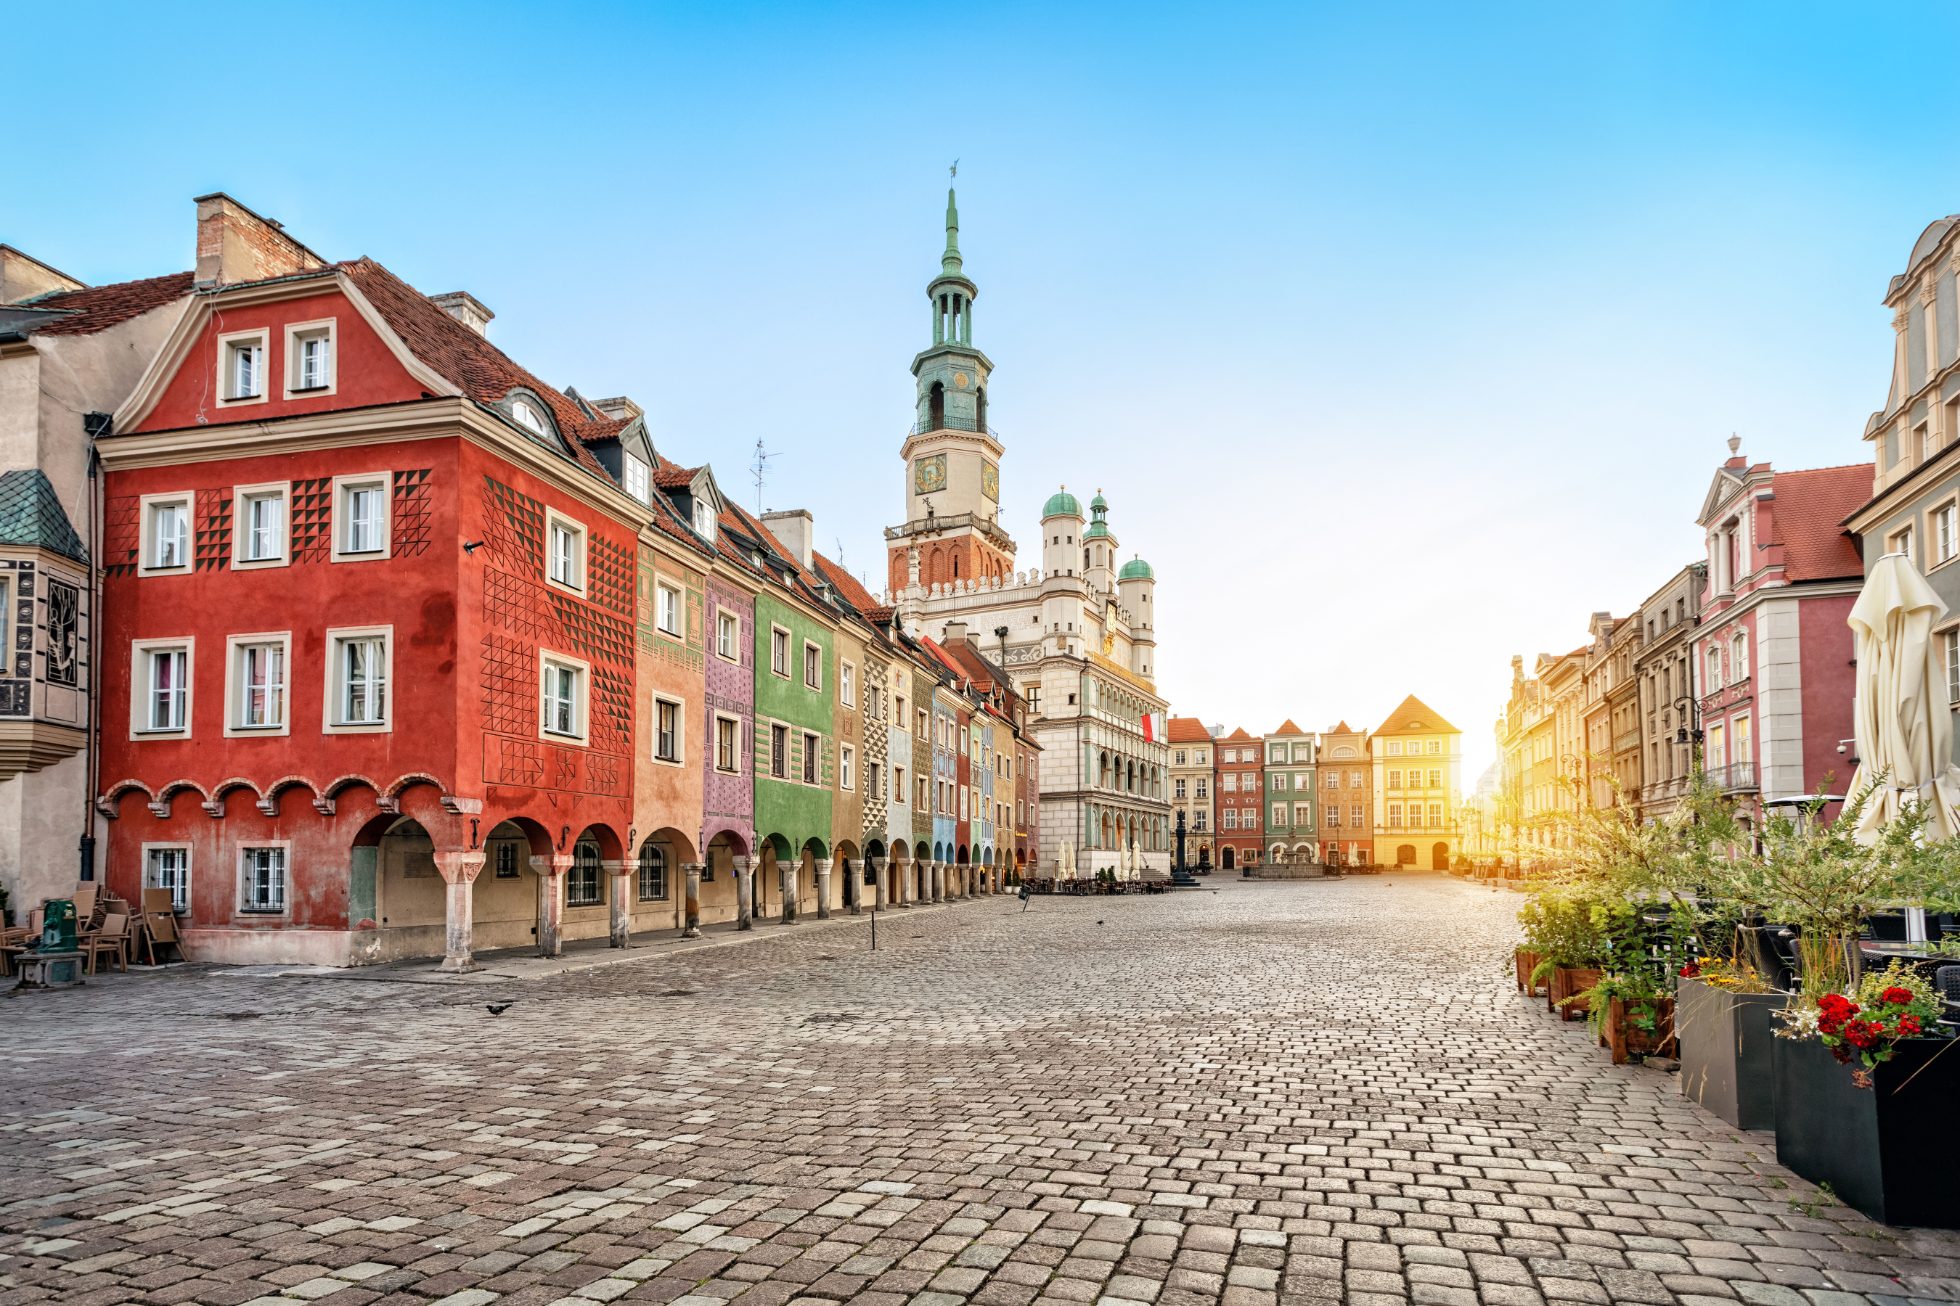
[1119,557,1154,581]
[1090,491,1108,510]
[1042,488,1081,518]
[1084,521,1111,540]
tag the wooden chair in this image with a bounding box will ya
[85,912,131,975]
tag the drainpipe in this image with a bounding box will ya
[79,412,111,883]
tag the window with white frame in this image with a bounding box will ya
[693,499,714,535]
[1706,645,1724,690]
[146,845,191,912]
[1938,503,1958,566]
[141,494,191,573]
[654,697,681,763]
[802,732,819,784]
[1350,803,1363,824]
[326,627,390,730]
[868,759,882,797]
[226,634,289,734]
[333,475,389,560]
[716,610,739,661]
[133,640,191,735]
[715,714,739,772]
[771,627,790,677]
[623,456,651,504]
[1387,770,1401,789]
[1891,523,1916,565]
[1271,774,1284,791]
[511,398,549,435]
[219,330,267,403]
[546,511,586,592]
[638,843,668,900]
[1428,769,1441,788]
[240,845,287,912]
[1947,629,1960,704]
[841,743,855,791]
[286,320,335,394]
[770,722,788,777]
[540,654,587,741]
[803,641,821,690]
[234,484,289,567]
[1271,804,1284,825]
[1223,809,1238,830]
[656,582,682,637]
[840,661,856,708]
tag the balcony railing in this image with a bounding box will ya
[910,415,1003,440]
[1706,762,1757,793]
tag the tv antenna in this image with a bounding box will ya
[750,439,777,514]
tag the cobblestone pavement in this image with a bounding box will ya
[4,875,1960,1306]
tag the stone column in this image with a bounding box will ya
[780,858,799,924]
[681,862,704,938]
[433,850,486,974]
[814,858,833,921]
[734,855,754,931]
[846,860,861,916]
[931,861,944,904]
[606,859,631,948]
[871,857,888,911]
[532,854,572,957]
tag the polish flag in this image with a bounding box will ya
[1142,712,1161,742]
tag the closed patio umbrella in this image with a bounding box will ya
[1848,551,1960,844]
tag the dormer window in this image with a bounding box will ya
[693,499,714,536]
[623,456,651,504]
[512,400,546,434]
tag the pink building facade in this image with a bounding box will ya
[1691,443,1870,828]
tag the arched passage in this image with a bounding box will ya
[703,828,749,926]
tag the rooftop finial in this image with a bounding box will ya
[943,177,962,275]
[1727,432,1741,456]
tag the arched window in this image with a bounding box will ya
[928,381,945,429]
[975,387,987,432]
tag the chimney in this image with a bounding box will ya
[0,246,86,305]
[944,620,969,647]
[760,509,813,569]
[430,291,494,337]
[591,395,642,422]
[193,193,326,288]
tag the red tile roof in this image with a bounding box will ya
[1329,720,1353,734]
[1271,718,1306,736]
[20,270,192,336]
[1219,727,1256,743]
[1167,715,1210,743]
[811,550,885,615]
[1375,695,1457,736]
[1769,463,1870,582]
[343,258,621,478]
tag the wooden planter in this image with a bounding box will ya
[1676,977,1785,1130]
[1599,995,1676,1064]
[1773,1034,1960,1228]
[1514,948,1544,996]
[1552,966,1602,1021]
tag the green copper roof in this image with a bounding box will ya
[1119,557,1154,581]
[0,470,86,563]
[1042,488,1081,518]
[1084,521,1110,540]
[941,187,963,277]
[1090,491,1108,510]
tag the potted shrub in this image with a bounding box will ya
[1772,963,1960,1228]
[1676,957,1787,1130]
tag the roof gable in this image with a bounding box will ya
[1375,694,1457,736]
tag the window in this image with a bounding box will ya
[1272,804,1285,826]
[1026,685,1041,714]
[1295,804,1312,824]
[1326,804,1339,827]
[1428,769,1441,788]
[896,694,907,724]
[567,840,603,907]
[1387,770,1401,789]
[656,582,682,637]
[693,499,714,536]
[1938,504,1958,566]
[802,732,820,784]
[1948,630,1960,704]
[1429,741,1441,755]
[1891,524,1916,566]
[895,765,907,801]
[771,627,791,677]
[803,641,821,690]
[1174,750,1186,766]
[240,845,287,913]
[512,398,548,435]
[141,494,191,573]
[230,483,288,567]
[332,475,389,560]
[1348,772,1361,788]
[133,640,191,736]
[624,456,651,504]
[546,511,586,592]
[218,330,268,404]
[1706,646,1724,691]
[716,715,739,772]
[1388,803,1403,828]
[1429,802,1444,827]
[637,844,668,901]
[868,759,882,797]
[716,611,739,661]
[226,634,290,734]
[1350,803,1363,824]
[496,844,520,878]
[1174,778,1187,800]
[1196,778,1208,799]
[326,627,391,731]
[840,661,856,709]
[654,697,681,763]
[1222,774,1237,792]
[540,653,588,742]
[841,743,855,791]
[145,845,190,912]
[770,723,788,778]
[1223,809,1238,830]
[917,706,929,737]
[285,320,335,395]
[916,774,929,809]
[1731,631,1750,681]
[1272,774,1284,791]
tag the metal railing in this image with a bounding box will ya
[1706,762,1757,793]
[910,415,1002,440]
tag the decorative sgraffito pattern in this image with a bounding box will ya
[44,578,78,688]
[195,490,231,571]
[1,559,34,679]
[392,469,433,557]
[478,474,629,797]
[289,477,334,563]
[102,499,139,578]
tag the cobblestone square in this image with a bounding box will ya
[5,877,1959,1305]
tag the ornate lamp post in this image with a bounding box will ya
[1171,808,1198,887]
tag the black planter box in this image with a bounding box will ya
[1676,977,1785,1130]
[1773,1034,1960,1228]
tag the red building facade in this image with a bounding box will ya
[1214,726,1263,872]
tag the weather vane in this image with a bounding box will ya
[950,159,958,180]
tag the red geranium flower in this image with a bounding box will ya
[1881,986,1915,1007]
[1679,961,1701,978]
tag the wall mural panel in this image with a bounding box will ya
[44,578,78,688]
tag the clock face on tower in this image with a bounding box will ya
[981,461,998,501]
[914,454,947,495]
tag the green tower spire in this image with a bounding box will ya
[942,187,963,277]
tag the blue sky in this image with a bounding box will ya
[10,1,1960,779]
